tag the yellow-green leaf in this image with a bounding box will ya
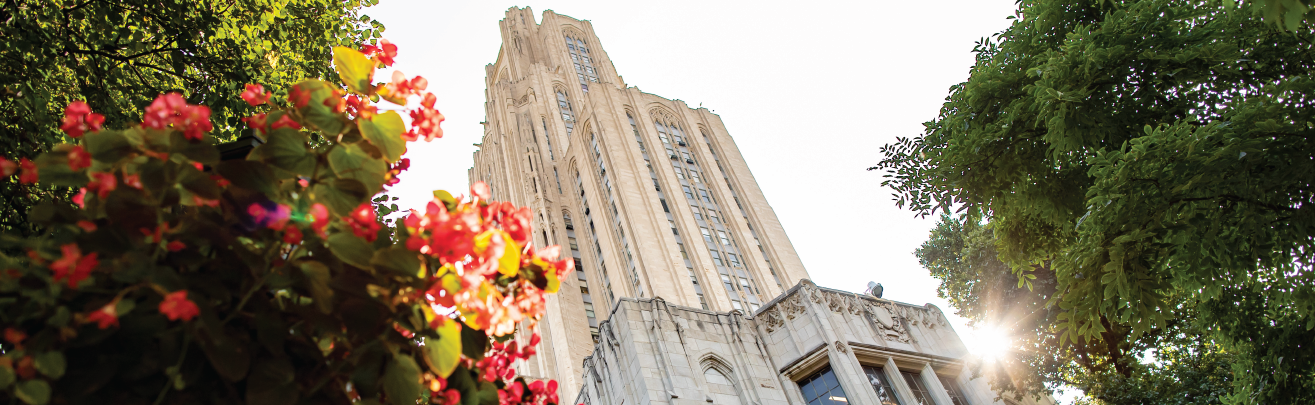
[359,110,407,163]
[333,47,375,94]
[425,319,462,378]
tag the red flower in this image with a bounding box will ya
[18,158,37,184]
[283,224,303,245]
[4,328,26,345]
[72,188,87,208]
[405,93,445,142]
[0,158,15,177]
[346,202,381,242]
[87,302,119,329]
[159,290,200,322]
[86,171,117,199]
[270,114,301,131]
[385,158,410,187]
[59,101,105,138]
[66,145,92,171]
[242,113,268,134]
[345,95,377,119]
[166,241,186,252]
[471,181,492,203]
[211,174,230,188]
[123,173,143,189]
[240,84,271,106]
[361,39,398,66]
[309,203,330,237]
[289,84,312,109]
[50,243,98,288]
[76,220,97,232]
[142,93,213,141]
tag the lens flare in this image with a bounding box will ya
[966,325,1010,363]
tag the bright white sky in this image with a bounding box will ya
[365,0,1051,397]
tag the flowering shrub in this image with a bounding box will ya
[0,42,566,405]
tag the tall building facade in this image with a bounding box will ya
[470,7,809,396]
[472,8,1052,405]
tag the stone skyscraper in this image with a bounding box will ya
[471,8,1052,405]
[471,6,808,395]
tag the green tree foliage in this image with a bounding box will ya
[0,0,385,236]
[877,1,1314,403]
[919,215,1233,404]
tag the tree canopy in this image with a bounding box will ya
[0,0,385,236]
[877,0,1314,403]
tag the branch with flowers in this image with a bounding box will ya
[0,40,567,405]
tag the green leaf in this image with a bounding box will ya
[302,80,349,136]
[333,46,376,94]
[254,128,313,176]
[15,380,50,405]
[425,320,462,378]
[171,132,220,165]
[177,163,222,200]
[82,131,134,163]
[33,352,65,379]
[313,178,369,216]
[0,362,14,389]
[359,111,407,163]
[298,260,334,314]
[370,246,420,278]
[328,232,374,270]
[216,160,278,197]
[382,354,422,405]
[328,142,387,193]
[33,153,86,187]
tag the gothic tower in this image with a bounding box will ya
[470,6,810,396]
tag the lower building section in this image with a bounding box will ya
[573,280,1055,405]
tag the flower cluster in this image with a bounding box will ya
[346,202,382,242]
[241,83,271,106]
[59,101,105,138]
[361,39,398,66]
[142,93,213,140]
[405,93,446,142]
[404,182,572,336]
[49,244,98,288]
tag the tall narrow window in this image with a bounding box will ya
[900,371,935,405]
[862,366,901,405]
[939,376,970,405]
[797,366,848,405]
[556,91,575,138]
[539,117,555,160]
[565,35,598,89]
[554,168,563,194]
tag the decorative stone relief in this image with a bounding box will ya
[761,306,784,333]
[834,341,849,354]
[863,301,911,343]
[780,293,806,320]
[804,283,824,304]
[825,292,846,313]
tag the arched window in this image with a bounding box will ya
[703,361,744,405]
[556,90,575,138]
[564,34,598,91]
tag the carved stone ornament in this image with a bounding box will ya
[780,292,806,320]
[834,341,849,354]
[863,302,911,344]
[761,306,785,333]
[803,283,824,304]
[826,292,846,313]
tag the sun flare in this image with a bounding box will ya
[966,326,1011,363]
